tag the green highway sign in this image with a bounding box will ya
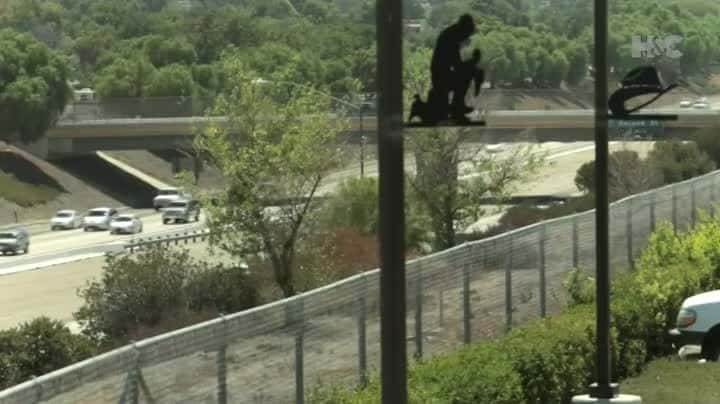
[608,119,664,137]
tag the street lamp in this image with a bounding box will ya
[252,77,367,177]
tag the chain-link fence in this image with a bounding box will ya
[1,169,717,404]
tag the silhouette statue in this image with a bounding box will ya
[409,14,484,125]
[608,66,677,117]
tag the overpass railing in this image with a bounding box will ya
[1,168,718,404]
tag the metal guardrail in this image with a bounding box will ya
[1,168,718,404]
[124,228,211,252]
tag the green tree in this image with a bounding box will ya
[648,141,715,184]
[94,57,155,98]
[144,36,196,68]
[144,64,195,97]
[194,55,349,298]
[0,317,96,389]
[323,176,429,249]
[0,29,71,144]
[574,150,663,200]
[404,48,545,250]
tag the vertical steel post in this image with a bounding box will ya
[691,181,696,228]
[539,225,547,317]
[672,186,678,233]
[650,193,656,232]
[462,264,471,344]
[414,275,423,360]
[590,0,615,397]
[376,0,407,402]
[504,238,513,334]
[626,201,633,270]
[357,293,368,387]
[572,215,579,268]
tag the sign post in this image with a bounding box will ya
[376,1,407,403]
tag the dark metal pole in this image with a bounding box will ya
[376,1,407,403]
[591,0,615,398]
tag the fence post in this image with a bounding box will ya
[691,181,696,229]
[414,271,423,360]
[31,376,42,403]
[712,175,717,218]
[438,289,444,327]
[217,314,228,404]
[463,263,471,344]
[650,192,656,233]
[626,200,634,270]
[294,299,305,404]
[357,278,368,387]
[538,225,547,318]
[505,237,513,334]
[128,342,140,404]
[672,186,678,233]
[571,215,579,269]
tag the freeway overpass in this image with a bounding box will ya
[23,108,720,159]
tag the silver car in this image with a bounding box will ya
[153,188,191,210]
[50,210,83,230]
[109,214,143,235]
[0,228,30,255]
[83,207,118,231]
[162,199,200,224]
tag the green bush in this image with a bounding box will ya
[0,317,96,390]
[322,176,430,249]
[648,141,715,184]
[312,214,720,403]
[75,246,258,345]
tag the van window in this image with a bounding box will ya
[0,233,16,239]
[87,210,108,217]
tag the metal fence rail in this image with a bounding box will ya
[1,169,718,404]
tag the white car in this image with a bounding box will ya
[83,207,118,231]
[693,101,710,109]
[153,188,191,210]
[679,100,692,108]
[669,290,720,361]
[109,214,143,235]
[50,210,83,230]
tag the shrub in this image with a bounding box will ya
[185,265,259,314]
[75,246,258,345]
[322,176,430,249]
[648,141,715,184]
[0,317,96,389]
[574,150,663,200]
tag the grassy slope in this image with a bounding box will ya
[621,357,720,403]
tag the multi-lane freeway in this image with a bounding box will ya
[0,210,205,275]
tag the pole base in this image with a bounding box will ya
[572,394,642,403]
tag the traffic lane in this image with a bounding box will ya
[0,257,105,330]
[0,241,227,331]
[0,212,204,263]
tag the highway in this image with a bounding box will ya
[0,141,655,332]
[0,210,205,275]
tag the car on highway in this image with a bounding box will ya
[83,207,119,231]
[0,228,30,255]
[669,289,720,362]
[693,97,710,109]
[50,210,83,230]
[153,187,191,210]
[679,99,692,108]
[109,214,143,234]
[162,199,201,224]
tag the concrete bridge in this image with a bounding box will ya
[18,107,719,160]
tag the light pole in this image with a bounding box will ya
[252,78,367,176]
